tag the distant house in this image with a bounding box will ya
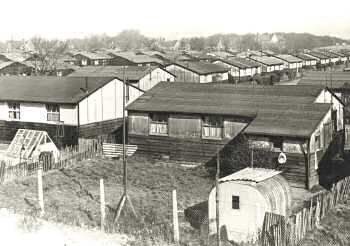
[0,52,32,63]
[108,52,164,67]
[165,61,229,83]
[326,51,348,63]
[248,56,284,73]
[127,82,344,190]
[54,63,80,76]
[207,51,235,59]
[273,54,303,71]
[295,53,318,68]
[0,61,32,76]
[306,51,330,66]
[213,57,261,81]
[74,52,112,66]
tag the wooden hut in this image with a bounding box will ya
[208,167,292,243]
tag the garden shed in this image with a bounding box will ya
[208,167,292,243]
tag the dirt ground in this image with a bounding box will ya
[0,208,128,246]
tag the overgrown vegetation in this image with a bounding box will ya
[0,156,213,245]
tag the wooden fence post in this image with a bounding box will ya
[37,163,44,216]
[172,189,180,244]
[100,179,106,232]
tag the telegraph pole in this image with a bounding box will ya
[215,148,221,246]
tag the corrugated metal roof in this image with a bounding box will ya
[219,167,282,183]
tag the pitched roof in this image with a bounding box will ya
[0,61,30,70]
[274,54,303,63]
[0,52,30,62]
[74,51,112,60]
[219,57,260,69]
[68,66,174,82]
[299,71,350,89]
[111,52,164,65]
[307,51,329,60]
[171,61,229,75]
[295,53,318,61]
[249,55,284,66]
[127,82,330,138]
[0,76,113,104]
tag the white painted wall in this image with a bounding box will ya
[78,78,143,125]
[0,101,77,125]
[138,67,175,91]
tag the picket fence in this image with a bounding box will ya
[0,139,102,184]
[262,176,350,246]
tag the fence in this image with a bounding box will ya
[0,138,101,184]
[262,176,350,246]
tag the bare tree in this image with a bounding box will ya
[31,37,68,75]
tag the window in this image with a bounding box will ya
[202,116,223,139]
[149,113,168,135]
[232,196,240,209]
[271,137,283,150]
[8,102,20,119]
[46,104,60,122]
[315,132,321,151]
[125,84,130,103]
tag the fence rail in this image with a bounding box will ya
[262,176,350,246]
[0,138,101,184]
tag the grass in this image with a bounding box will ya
[298,197,350,246]
[0,155,213,245]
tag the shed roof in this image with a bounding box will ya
[249,56,284,66]
[307,51,329,60]
[219,168,282,183]
[0,76,113,104]
[170,61,229,75]
[0,52,29,62]
[219,57,260,69]
[127,82,330,138]
[0,61,30,70]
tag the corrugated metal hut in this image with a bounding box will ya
[208,167,292,243]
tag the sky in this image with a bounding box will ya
[1,0,350,41]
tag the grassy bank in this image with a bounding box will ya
[0,156,213,245]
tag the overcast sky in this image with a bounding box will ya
[1,0,350,40]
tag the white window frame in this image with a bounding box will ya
[202,115,223,140]
[149,113,168,136]
[8,102,20,120]
[46,104,60,122]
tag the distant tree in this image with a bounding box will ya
[189,37,206,51]
[31,36,68,74]
[237,34,260,51]
[114,29,149,51]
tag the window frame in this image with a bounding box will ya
[202,115,223,140]
[149,113,169,136]
[8,102,21,120]
[271,137,283,151]
[46,104,60,122]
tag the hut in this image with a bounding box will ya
[208,167,292,243]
